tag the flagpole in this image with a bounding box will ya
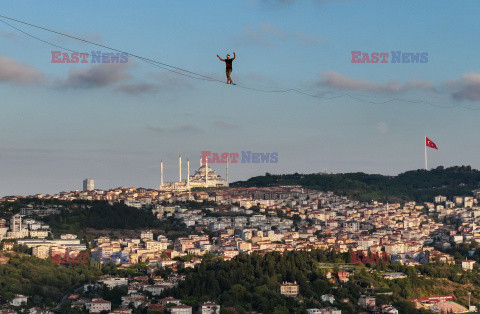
[424,136,427,170]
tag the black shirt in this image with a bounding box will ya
[225,58,233,70]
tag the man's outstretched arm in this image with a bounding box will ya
[217,54,225,61]
[231,52,236,60]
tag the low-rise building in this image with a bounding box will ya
[11,294,29,307]
[320,294,335,304]
[358,296,375,309]
[306,308,341,314]
[280,281,299,297]
[381,305,399,314]
[461,259,476,271]
[337,271,350,283]
[32,246,50,259]
[200,302,220,314]
[97,278,128,289]
[86,298,111,313]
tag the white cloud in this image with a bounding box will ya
[59,63,131,88]
[449,72,480,101]
[0,55,44,85]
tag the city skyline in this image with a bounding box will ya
[1,1,480,195]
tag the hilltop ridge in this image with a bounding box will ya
[231,166,480,202]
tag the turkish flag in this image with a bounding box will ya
[426,137,438,150]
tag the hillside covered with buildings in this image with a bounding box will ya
[1,167,480,313]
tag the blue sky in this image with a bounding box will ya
[1,0,480,196]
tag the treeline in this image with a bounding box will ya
[164,250,437,314]
[41,201,161,232]
[0,253,102,306]
[231,166,480,202]
[33,200,186,234]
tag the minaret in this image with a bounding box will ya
[178,154,182,183]
[226,156,229,183]
[205,156,208,187]
[160,159,164,187]
[187,159,190,190]
[200,157,203,167]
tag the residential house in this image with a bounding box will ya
[86,298,111,313]
[280,281,299,297]
[200,302,220,314]
[11,295,29,307]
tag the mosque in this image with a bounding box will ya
[159,155,229,191]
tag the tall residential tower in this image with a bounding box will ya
[83,179,94,191]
